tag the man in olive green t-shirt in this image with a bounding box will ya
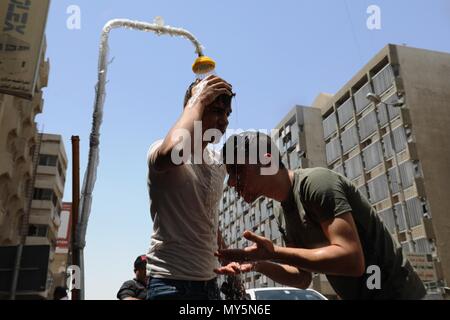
[215,132,426,300]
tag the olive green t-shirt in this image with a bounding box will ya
[275,167,426,300]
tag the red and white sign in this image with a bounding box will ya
[56,202,72,254]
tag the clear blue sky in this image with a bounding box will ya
[40,0,450,299]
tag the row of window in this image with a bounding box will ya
[327,126,410,188]
[326,121,408,167]
[223,218,282,249]
[366,160,417,204]
[33,188,59,207]
[401,238,432,255]
[378,197,428,234]
[220,198,275,230]
[28,224,48,237]
[39,154,66,180]
[323,65,395,141]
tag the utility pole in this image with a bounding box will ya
[71,136,81,300]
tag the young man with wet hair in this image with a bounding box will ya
[146,75,234,300]
[215,131,426,300]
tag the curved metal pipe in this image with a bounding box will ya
[76,19,206,299]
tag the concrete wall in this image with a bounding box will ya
[0,49,49,246]
[393,45,450,286]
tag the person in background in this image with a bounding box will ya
[117,255,149,300]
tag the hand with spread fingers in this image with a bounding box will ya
[214,261,255,276]
[215,230,276,263]
[187,75,233,110]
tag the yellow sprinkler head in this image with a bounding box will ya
[192,56,216,77]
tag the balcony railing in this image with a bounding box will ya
[373,65,395,96]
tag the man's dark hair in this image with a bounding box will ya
[183,79,235,108]
[134,255,147,271]
[221,131,285,171]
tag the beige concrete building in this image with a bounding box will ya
[0,36,69,299]
[24,133,68,299]
[219,44,450,299]
[313,44,450,297]
[0,39,49,247]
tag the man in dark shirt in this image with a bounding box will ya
[117,255,149,300]
[215,132,426,300]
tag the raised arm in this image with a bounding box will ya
[150,76,232,172]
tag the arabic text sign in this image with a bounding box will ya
[0,0,50,99]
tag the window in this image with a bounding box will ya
[401,242,411,254]
[394,203,406,232]
[378,208,396,234]
[33,188,53,201]
[326,137,341,165]
[358,110,378,141]
[267,204,274,218]
[388,161,415,193]
[260,199,268,220]
[341,125,358,154]
[399,161,415,188]
[406,197,424,228]
[362,141,383,171]
[291,124,299,144]
[333,164,345,176]
[367,174,389,203]
[337,98,354,126]
[57,161,65,179]
[344,154,363,180]
[28,224,48,237]
[415,238,432,254]
[271,219,279,239]
[39,154,57,167]
[377,95,401,126]
[383,127,407,158]
[288,151,300,169]
[358,186,369,200]
[323,112,337,139]
[354,82,372,113]
[373,65,395,95]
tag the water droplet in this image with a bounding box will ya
[154,16,165,27]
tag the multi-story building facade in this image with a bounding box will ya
[0,38,61,299]
[218,106,339,297]
[219,44,450,299]
[0,39,49,247]
[24,134,67,299]
[314,44,450,297]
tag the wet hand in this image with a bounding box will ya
[214,262,255,275]
[215,230,275,263]
[187,75,233,110]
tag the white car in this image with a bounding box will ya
[245,287,328,300]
